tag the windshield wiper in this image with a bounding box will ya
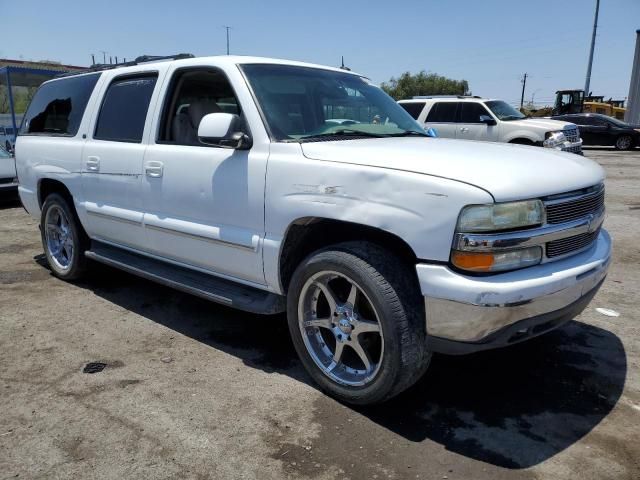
[296,129,386,142]
[386,130,429,137]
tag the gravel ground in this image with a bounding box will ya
[0,147,638,480]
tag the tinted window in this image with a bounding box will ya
[399,102,425,120]
[20,73,100,136]
[459,103,491,123]
[426,102,458,122]
[95,75,157,142]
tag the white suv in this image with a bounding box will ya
[399,96,583,154]
[16,55,610,404]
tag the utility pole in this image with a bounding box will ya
[584,0,600,96]
[223,26,231,55]
[520,73,528,109]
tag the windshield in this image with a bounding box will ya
[0,147,10,158]
[485,100,526,121]
[241,64,426,141]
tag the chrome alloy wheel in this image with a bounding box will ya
[44,205,74,270]
[616,135,632,150]
[298,271,384,387]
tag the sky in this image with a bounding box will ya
[2,0,639,107]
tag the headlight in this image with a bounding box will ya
[457,200,545,232]
[543,131,567,149]
[451,246,542,273]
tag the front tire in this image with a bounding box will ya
[40,193,89,280]
[287,242,431,405]
[615,135,633,150]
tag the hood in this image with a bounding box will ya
[300,137,604,202]
[506,118,575,131]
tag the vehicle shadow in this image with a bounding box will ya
[0,191,21,209]
[55,259,626,470]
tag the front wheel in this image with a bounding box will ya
[615,135,633,150]
[40,193,89,280]
[287,242,431,405]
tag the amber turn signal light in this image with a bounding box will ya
[451,251,495,272]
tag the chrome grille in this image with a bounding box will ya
[545,186,605,224]
[561,144,583,155]
[563,127,580,143]
[546,228,600,258]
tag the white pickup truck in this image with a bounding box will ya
[399,96,584,154]
[16,55,610,405]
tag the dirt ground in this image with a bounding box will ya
[1,147,639,480]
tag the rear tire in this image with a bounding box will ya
[615,135,633,150]
[287,241,431,405]
[40,193,89,280]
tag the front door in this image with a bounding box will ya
[81,73,161,250]
[456,102,499,142]
[141,66,267,285]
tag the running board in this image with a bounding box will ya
[85,242,286,315]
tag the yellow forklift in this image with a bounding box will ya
[553,89,627,119]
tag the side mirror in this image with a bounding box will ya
[198,113,252,150]
[425,127,438,138]
[479,115,497,126]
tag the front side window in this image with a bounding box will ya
[485,100,526,121]
[241,64,425,141]
[426,102,458,123]
[20,73,101,136]
[459,102,492,123]
[95,74,157,142]
[158,68,243,146]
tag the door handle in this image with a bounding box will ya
[144,161,164,178]
[459,127,469,132]
[86,156,100,172]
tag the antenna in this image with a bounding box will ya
[339,56,351,71]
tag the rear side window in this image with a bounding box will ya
[399,102,425,120]
[459,102,491,123]
[20,73,101,136]
[95,74,158,143]
[426,102,458,122]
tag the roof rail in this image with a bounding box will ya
[411,95,482,99]
[55,53,195,78]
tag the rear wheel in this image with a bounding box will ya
[615,135,633,150]
[287,242,431,405]
[40,193,89,280]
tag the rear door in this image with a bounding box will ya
[456,102,498,142]
[423,102,458,138]
[80,71,163,250]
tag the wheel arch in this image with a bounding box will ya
[278,217,419,293]
[508,137,537,145]
[38,178,74,208]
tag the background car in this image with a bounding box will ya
[551,113,640,150]
[399,96,583,154]
[0,145,17,193]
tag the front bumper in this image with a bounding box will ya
[417,229,611,354]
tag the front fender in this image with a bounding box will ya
[262,144,492,292]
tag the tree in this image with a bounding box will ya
[381,71,470,100]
